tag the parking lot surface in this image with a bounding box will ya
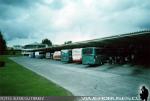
[10,56,150,97]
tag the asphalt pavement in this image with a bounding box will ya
[10,56,150,97]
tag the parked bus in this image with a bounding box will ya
[45,52,52,59]
[53,51,61,60]
[82,47,107,65]
[22,51,31,56]
[29,52,35,58]
[72,48,82,63]
[35,51,45,59]
[61,49,72,63]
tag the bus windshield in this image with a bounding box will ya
[82,48,93,55]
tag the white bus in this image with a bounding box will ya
[29,52,35,58]
[72,48,82,63]
[21,50,31,56]
[35,51,45,59]
[53,51,61,60]
[45,52,52,59]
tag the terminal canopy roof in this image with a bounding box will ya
[26,30,150,52]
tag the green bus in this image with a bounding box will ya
[82,47,107,65]
[61,49,72,63]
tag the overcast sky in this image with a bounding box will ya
[0,0,150,46]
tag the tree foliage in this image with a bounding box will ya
[0,31,7,55]
[64,41,72,45]
[42,38,52,46]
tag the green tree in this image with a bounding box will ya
[64,41,72,45]
[42,38,52,46]
[0,31,7,55]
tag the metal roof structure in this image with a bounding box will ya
[24,30,150,52]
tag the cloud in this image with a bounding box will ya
[0,0,40,7]
[0,0,150,46]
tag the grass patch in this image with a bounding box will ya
[0,56,72,96]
